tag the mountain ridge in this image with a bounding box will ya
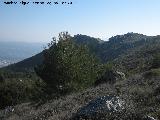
[2,32,160,72]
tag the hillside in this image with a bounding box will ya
[0,32,160,120]
[99,33,150,62]
[1,71,160,120]
[114,35,160,75]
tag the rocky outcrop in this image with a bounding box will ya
[72,95,125,119]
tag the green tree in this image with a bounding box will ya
[35,32,102,95]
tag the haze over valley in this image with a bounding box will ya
[0,41,44,67]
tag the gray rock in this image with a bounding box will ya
[73,95,125,119]
[116,71,126,80]
[143,115,157,120]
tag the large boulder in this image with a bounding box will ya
[72,95,125,119]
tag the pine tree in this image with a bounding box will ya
[35,32,102,95]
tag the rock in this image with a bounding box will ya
[5,106,14,114]
[116,71,126,80]
[143,115,157,120]
[72,95,125,119]
[95,70,125,86]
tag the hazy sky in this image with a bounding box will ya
[0,0,160,42]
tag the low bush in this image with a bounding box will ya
[144,68,160,78]
[151,53,160,69]
[0,78,45,109]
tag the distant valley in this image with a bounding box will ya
[0,41,45,67]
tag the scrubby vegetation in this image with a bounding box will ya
[0,32,160,120]
[0,71,45,109]
[152,53,160,69]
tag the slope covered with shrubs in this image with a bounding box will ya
[0,32,160,120]
[1,71,160,120]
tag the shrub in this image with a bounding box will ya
[0,78,45,109]
[144,68,160,78]
[152,53,160,68]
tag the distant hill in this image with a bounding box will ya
[0,41,44,67]
[2,33,160,73]
[98,32,150,62]
[73,34,103,54]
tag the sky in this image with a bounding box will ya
[0,0,160,43]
